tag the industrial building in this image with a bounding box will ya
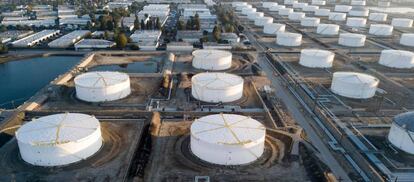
[12,30,60,48]
[48,30,91,48]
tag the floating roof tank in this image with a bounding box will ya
[302,5,319,12]
[349,7,369,17]
[264,23,286,34]
[351,0,366,6]
[379,50,414,69]
[269,5,286,12]
[346,17,367,27]
[400,33,414,47]
[368,13,387,22]
[74,71,131,102]
[284,0,298,5]
[392,18,413,28]
[279,8,294,16]
[277,32,302,46]
[288,12,306,21]
[312,0,326,6]
[388,112,414,155]
[301,17,320,27]
[369,24,393,36]
[191,72,244,103]
[315,9,331,16]
[16,113,102,166]
[191,114,266,165]
[338,33,366,47]
[331,72,379,99]
[317,24,340,35]
[329,12,347,21]
[263,2,278,7]
[254,17,273,26]
[192,49,232,71]
[334,5,352,12]
[299,49,335,68]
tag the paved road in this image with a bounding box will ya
[236,12,352,181]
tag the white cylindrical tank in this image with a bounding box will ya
[346,17,367,27]
[277,32,302,46]
[338,33,366,47]
[242,7,256,15]
[312,0,326,6]
[351,0,366,6]
[263,2,278,7]
[379,50,414,69]
[302,5,319,12]
[16,113,102,166]
[388,112,414,155]
[284,0,298,5]
[269,5,286,12]
[279,8,294,16]
[264,23,286,34]
[301,17,320,27]
[300,49,335,68]
[349,8,369,17]
[378,1,390,7]
[400,33,414,47]
[329,12,347,21]
[293,2,308,9]
[392,18,413,28]
[191,114,266,165]
[249,12,264,20]
[254,17,273,26]
[368,13,387,22]
[315,9,331,16]
[334,5,352,12]
[317,24,340,35]
[75,71,131,102]
[288,12,306,21]
[331,72,379,99]
[369,24,393,36]
[192,50,232,70]
[191,72,244,103]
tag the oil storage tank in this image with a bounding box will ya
[400,33,414,47]
[331,72,379,99]
[338,33,366,47]
[288,12,306,21]
[276,32,302,46]
[191,114,266,165]
[369,24,393,36]
[315,9,331,16]
[329,12,347,21]
[346,17,367,27]
[75,71,131,102]
[192,49,232,70]
[16,113,102,166]
[299,49,335,68]
[392,18,413,28]
[379,50,414,69]
[388,112,414,155]
[264,23,286,34]
[368,13,387,22]
[317,24,340,35]
[191,72,244,103]
[301,17,320,27]
[254,17,273,26]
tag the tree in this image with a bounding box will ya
[177,20,185,30]
[104,31,110,40]
[213,25,221,42]
[155,17,161,29]
[86,21,93,30]
[134,15,140,30]
[186,18,192,30]
[0,43,8,54]
[116,33,128,48]
[225,24,234,33]
[107,20,114,30]
[141,19,146,30]
[194,13,201,30]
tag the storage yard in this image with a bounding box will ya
[0,0,414,182]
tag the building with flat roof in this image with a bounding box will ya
[74,39,116,50]
[176,30,203,43]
